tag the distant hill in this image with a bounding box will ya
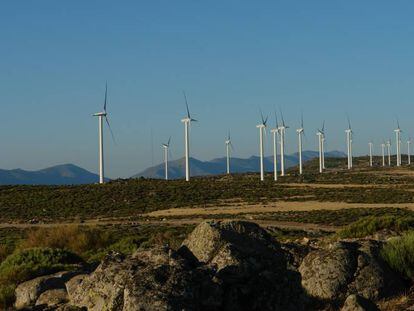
[133,150,346,179]
[0,164,103,185]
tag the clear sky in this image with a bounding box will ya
[1,1,414,178]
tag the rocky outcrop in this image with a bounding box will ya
[299,240,404,302]
[13,221,407,311]
[68,221,304,311]
[70,248,221,311]
[181,220,304,310]
[35,288,69,307]
[14,271,81,309]
[341,294,379,311]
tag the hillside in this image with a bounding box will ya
[133,150,346,179]
[0,164,102,185]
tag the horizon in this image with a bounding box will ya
[2,1,414,178]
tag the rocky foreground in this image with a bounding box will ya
[13,221,410,310]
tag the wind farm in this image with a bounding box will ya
[4,2,414,310]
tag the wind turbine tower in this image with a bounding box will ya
[296,114,304,175]
[278,110,289,176]
[386,140,391,166]
[345,117,353,169]
[408,139,411,165]
[257,112,268,181]
[316,122,325,173]
[270,112,279,181]
[162,137,171,180]
[93,83,115,184]
[368,142,373,167]
[381,142,386,167]
[225,132,233,174]
[181,92,197,182]
[394,122,402,166]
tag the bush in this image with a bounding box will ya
[381,231,414,279]
[337,216,414,239]
[20,225,112,256]
[0,247,83,308]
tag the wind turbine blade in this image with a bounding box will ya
[183,91,190,118]
[274,110,279,128]
[322,120,325,133]
[167,136,171,146]
[260,109,265,124]
[279,108,285,127]
[301,112,304,129]
[264,115,269,126]
[104,82,108,112]
[105,116,116,144]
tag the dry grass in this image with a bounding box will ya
[19,225,112,255]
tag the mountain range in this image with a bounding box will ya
[133,150,346,179]
[0,164,103,185]
[0,150,345,185]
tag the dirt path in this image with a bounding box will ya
[0,218,338,232]
[278,183,392,189]
[146,201,414,217]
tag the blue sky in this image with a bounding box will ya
[1,1,414,178]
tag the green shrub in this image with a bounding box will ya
[381,231,414,279]
[0,247,82,284]
[0,247,83,308]
[337,215,414,239]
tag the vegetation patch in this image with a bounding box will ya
[381,231,414,280]
[337,215,414,239]
[0,247,83,309]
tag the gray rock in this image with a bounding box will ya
[15,271,80,309]
[65,274,88,301]
[341,294,379,311]
[35,288,68,307]
[299,240,404,302]
[180,220,304,311]
[68,221,304,311]
[70,248,222,311]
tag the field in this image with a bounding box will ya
[2,156,414,250]
[3,156,414,308]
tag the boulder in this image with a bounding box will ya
[70,249,222,311]
[299,241,404,302]
[69,221,304,311]
[65,274,88,301]
[180,220,304,310]
[35,288,68,307]
[341,294,379,311]
[15,271,80,309]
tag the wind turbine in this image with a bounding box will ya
[408,138,412,165]
[386,140,391,166]
[162,137,171,180]
[394,120,402,166]
[381,141,386,167]
[368,142,373,167]
[93,83,115,184]
[225,132,233,174]
[278,110,289,176]
[296,114,305,175]
[345,117,353,169]
[270,111,279,181]
[316,121,325,173]
[181,91,197,182]
[257,111,268,181]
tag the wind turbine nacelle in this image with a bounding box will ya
[93,112,107,117]
[181,118,191,123]
[256,124,266,128]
